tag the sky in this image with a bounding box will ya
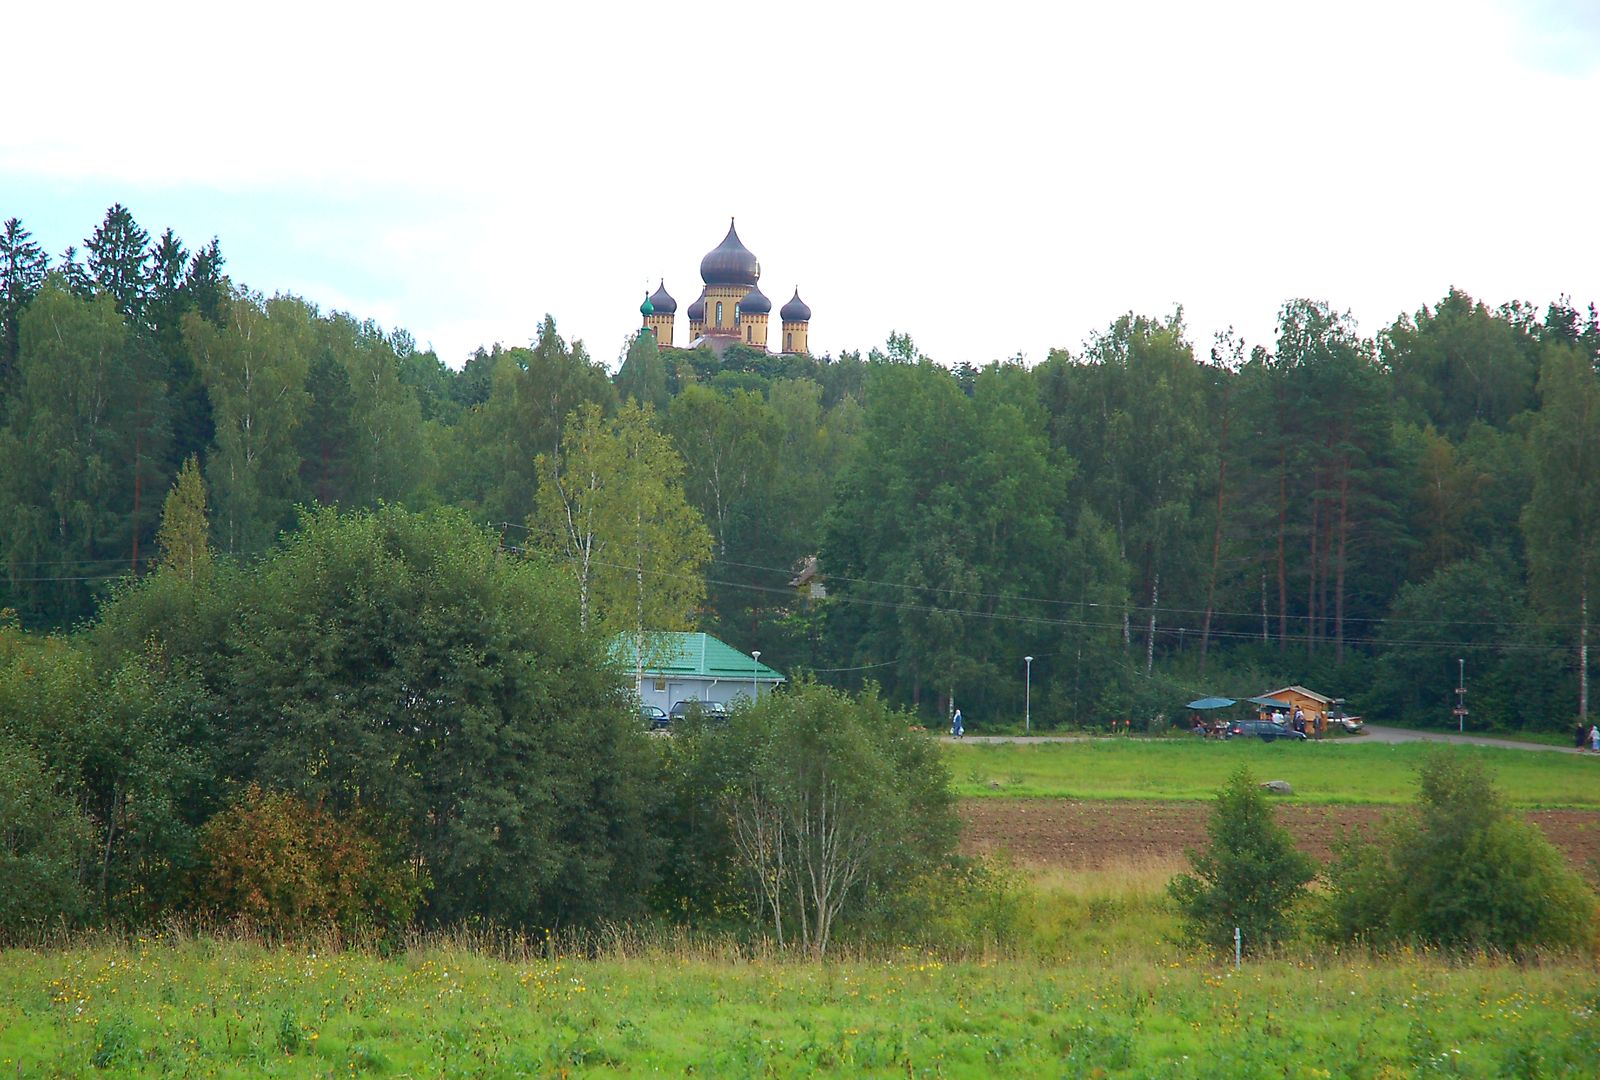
[5,0,1599,371]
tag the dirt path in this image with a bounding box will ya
[959,798,1600,879]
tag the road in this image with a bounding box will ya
[1356,723,1586,753]
[941,726,1591,753]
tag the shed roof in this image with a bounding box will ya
[1264,685,1333,704]
[613,632,784,681]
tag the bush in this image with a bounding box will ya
[196,784,418,936]
[1323,754,1598,954]
[1168,766,1316,956]
[661,680,958,956]
[0,742,93,939]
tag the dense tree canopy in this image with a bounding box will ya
[2,202,1597,729]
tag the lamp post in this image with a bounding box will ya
[1456,657,1466,733]
[751,650,761,703]
[1024,656,1034,736]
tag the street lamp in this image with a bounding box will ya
[1024,656,1034,736]
[751,650,761,703]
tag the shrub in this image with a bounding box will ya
[662,680,958,956]
[196,784,418,936]
[1323,754,1598,954]
[0,742,93,939]
[1168,766,1316,956]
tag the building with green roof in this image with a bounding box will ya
[613,631,784,711]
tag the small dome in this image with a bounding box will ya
[738,284,771,315]
[647,280,676,315]
[780,289,812,322]
[687,290,707,321]
[639,293,654,317]
[699,219,761,287]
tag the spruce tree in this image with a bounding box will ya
[0,217,49,379]
[85,204,152,323]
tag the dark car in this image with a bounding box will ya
[641,704,670,730]
[1228,719,1307,742]
[669,699,729,724]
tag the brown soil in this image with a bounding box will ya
[959,798,1600,881]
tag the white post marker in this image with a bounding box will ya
[1024,655,1033,736]
[1234,926,1241,968]
[751,650,761,703]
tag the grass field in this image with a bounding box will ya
[943,738,1600,807]
[2,938,1597,1078]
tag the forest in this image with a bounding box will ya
[3,204,1600,733]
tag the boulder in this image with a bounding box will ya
[1260,780,1294,796]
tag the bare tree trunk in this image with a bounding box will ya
[1336,468,1350,665]
[1276,450,1288,649]
[1581,585,1590,721]
[1200,409,1230,672]
[1145,570,1159,675]
[1307,492,1319,656]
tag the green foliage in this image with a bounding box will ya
[1322,755,1598,954]
[661,681,957,954]
[106,503,661,929]
[0,741,93,939]
[155,455,212,583]
[532,400,711,640]
[196,784,418,936]
[1168,766,1316,956]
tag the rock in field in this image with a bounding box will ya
[1260,780,1294,795]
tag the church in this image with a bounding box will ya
[638,220,812,354]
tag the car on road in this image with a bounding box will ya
[668,699,729,724]
[641,704,670,730]
[1228,719,1307,742]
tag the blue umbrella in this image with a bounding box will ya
[1187,696,1237,710]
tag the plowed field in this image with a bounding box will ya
[959,798,1600,880]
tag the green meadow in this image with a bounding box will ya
[2,937,1597,1078]
[944,738,1600,807]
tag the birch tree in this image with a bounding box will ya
[1522,342,1600,720]
[532,402,711,659]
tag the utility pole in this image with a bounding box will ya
[1454,657,1467,733]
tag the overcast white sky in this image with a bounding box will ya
[4,0,1598,370]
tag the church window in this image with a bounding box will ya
[716,301,723,327]
[786,331,793,350]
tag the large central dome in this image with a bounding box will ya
[699,219,761,287]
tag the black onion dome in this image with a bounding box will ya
[780,288,812,322]
[739,283,771,315]
[647,280,676,315]
[686,290,706,321]
[699,219,761,287]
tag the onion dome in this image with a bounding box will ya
[699,218,761,287]
[686,290,707,322]
[780,288,812,322]
[738,283,771,315]
[639,293,654,317]
[647,280,676,315]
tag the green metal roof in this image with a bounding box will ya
[612,632,784,681]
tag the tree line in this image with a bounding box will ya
[4,205,1600,729]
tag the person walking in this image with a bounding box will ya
[1589,724,1599,753]
[951,708,964,739]
[1578,722,1590,749]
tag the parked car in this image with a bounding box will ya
[640,704,670,730]
[668,699,729,724]
[1228,719,1307,742]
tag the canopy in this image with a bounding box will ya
[1186,696,1237,710]
[1247,695,1293,710]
